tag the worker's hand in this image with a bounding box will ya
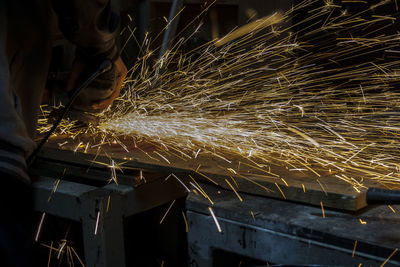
[91,57,127,110]
[65,56,127,111]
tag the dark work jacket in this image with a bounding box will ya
[52,0,120,64]
[0,0,120,182]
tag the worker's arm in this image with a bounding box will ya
[52,0,127,110]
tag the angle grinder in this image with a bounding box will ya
[49,59,118,125]
[71,60,118,112]
[28,60,113,167]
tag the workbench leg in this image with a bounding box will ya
[81,189,126,267]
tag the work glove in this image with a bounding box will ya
[65,56,127,112]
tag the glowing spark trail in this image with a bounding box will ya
[39,0,400,190]
[381,248,399,267]
[35,212,46,242]
[95,211,100,235]
[160,199,176,224]
[208,207,222,232]
[352,240,358,258]
[182,211,189,232]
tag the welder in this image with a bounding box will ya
[0,0,127,265]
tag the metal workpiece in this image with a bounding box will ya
[33,173,188,266]
[186,183,400,266]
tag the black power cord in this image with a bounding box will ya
[27,60,113,167]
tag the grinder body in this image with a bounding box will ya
[72,62,117,112]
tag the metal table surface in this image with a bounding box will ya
[186,183,400,266]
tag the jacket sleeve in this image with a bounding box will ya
[52,0,120,64]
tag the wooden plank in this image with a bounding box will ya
[33,136,378,211]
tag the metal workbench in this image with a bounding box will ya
[186,183,400,266]
[30,146,400,266]
[30,147,189,267]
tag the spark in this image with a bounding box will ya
[139,170,146,182]
[250,210,256,221]
[208,207,222,232]
[106,195,111,213]
[388,205,396,213]
[342,0,368,3]
[42,240,85,267]
[316,179,328,196]
[281,178,289,187]
[58,141,68,147]
[182,211,189,232]
[160,200,176,224]
[320,201,326,218]
[193,170,219,185]
[95,211,100,235]
[229,175,239,187]
[344,143,376,164]
[195,164,201,172]
[35,212,46,242]
[48,178,61,202]
[381,248,398,267]
[38,1,400,196]
[238,174,273,193]
[57,240,67,259]
[109,160,118,185]
[70,247,85,267]
[275,182,286,199]
[167,173,191,192]
[225,178,243,201]
[189,175,214,204]
[227,168,237,174]
[287,127,320,148]
[359,85,366,104]
[74,141,83,152]
[352,240,358,257]
[194,149,201,158]
[47,241,53,267]
[154,150,171,164]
